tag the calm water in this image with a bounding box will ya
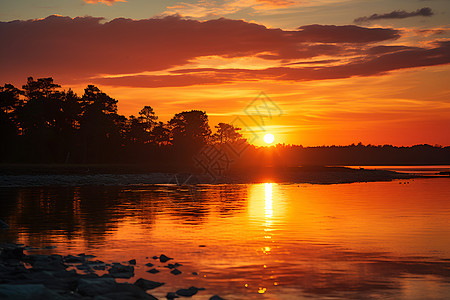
[1,178,450,299]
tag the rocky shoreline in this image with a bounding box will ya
[0,243,223,300]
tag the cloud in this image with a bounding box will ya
[165,0,300,17]
[0,15,400,85]
[354,7,434,24]
[0,15,448,88]
[96,41,450,87]
[295,25,399,43]
[83,0,126,5]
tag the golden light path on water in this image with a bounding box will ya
[2,178,450,299]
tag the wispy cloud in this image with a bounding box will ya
[83,0,126,6]
[354,7,434,24]
[165,0,301,17]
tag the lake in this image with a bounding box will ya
[1,177,450,299]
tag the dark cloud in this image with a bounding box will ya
[295,25,400,43]
[0,15,447,88]
[96,42,450,87]
[0,15,401,85]
[354,7,434,24]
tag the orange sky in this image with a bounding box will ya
[1,1,449,146]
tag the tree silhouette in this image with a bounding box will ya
[168,110,211,148]
[0,84,22,160]
[79,85,122,163]
[212,123,243,144]
[150,121,171,146]
[138,106,158,134]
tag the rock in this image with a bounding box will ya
[145,262,154,267]
[77,278,117,296]
[76,264,92,271]
[95,291,157,300]
[210,296,225,300]
[43,246,56,250]
[159,254,172,263]
[64,255,85,264]
[165,263,182,269]
[152,256,158,260]
[0,284,65,300]
[30,257,67,272]
[111,283,158,300]
[78,253,96,259]
[146,268,159,274]
[80,280,158,299]
[171,269,182,275]
[192,272,198,275]
[108,264,134,278]
[176,286,204,297]
[128,259,136,265]
[0,245,24,260]
[134,278,165,290]
[166,292,180,299]
[88,260,105,265]
[93,265,106,271]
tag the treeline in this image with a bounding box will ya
[1,77,449,169]
[248,143,450,167]
[0,77,243,167]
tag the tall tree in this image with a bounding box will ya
[0,84,23,160]
[79,85,122,163]
[212,123,243,144]
[168,110,211,149]
[138,106,158,133]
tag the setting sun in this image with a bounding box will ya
[264,133,275,144]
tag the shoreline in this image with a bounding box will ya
[0,243,220,300]
[0,165,446,187]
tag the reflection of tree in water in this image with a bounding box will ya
[1,185,250,246]
[163,184,248,224]
[2,186,136,247]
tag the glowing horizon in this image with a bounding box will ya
[1,1,449,146]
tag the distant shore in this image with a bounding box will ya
[0,164,445,187]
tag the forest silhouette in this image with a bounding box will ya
[1,77,449,171]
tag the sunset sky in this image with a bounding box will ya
[1,0,449,146]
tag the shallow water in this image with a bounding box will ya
[1,178,450,299]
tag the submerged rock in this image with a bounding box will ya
[176,286,204,297]
[108,264,134,278]
[128,259,136,265]
[210,296,225,300]
[64,255,85,264]
[166,291,180,299]
[159,254,173,263]
[146,268,160,274]
[170,269,182,275]
[165,263,182,269]
[134,278,165,290]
